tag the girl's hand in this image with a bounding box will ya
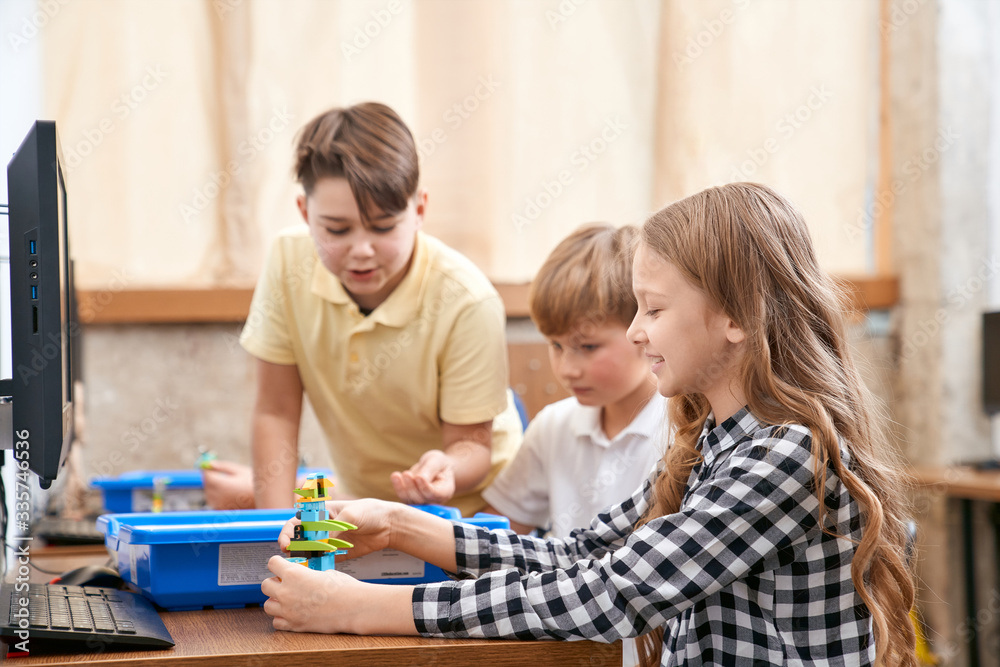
[277,498,398,560]
[262,556,364,633]
[262,556,418,636]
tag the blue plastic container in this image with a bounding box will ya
[91,468,330,513]
[96,505,508,611]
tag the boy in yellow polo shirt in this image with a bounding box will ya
[204,102,521,515]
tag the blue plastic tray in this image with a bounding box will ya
[96,505,508,610]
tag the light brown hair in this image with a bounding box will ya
[529,224,638,337]
[634,183,915,667]
[293,102,419,225]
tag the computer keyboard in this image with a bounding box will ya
[30,516,106,545]
[0,582,174,650]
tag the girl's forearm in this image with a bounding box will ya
[347,582,418,635]
[390,504,461,573]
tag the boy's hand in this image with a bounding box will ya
[390,450,455,504]
[278,498,397,560]
[202,460,256,510]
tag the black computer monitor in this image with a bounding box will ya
[6,121,75,489]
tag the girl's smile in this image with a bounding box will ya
[627,243,747,422]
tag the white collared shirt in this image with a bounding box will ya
[483,396,667,536]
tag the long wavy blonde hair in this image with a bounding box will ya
[634,183,915,667]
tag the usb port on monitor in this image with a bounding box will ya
[29,239,36,254]
[31,285,37,300]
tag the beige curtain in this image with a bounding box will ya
[42,0,878,290]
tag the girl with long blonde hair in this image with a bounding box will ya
[261,183,916,667]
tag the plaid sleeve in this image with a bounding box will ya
[412,426,826,641]
[452,467,656,577]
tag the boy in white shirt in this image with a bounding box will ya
[483,224,664,537]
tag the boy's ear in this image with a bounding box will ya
[296,194,308,224]
[413,189,428,229]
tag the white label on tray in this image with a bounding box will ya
[131,488,207,512]
[336,549,425,580]
[218,542,284,586]
[129,545,138,584]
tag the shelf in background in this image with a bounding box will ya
[76,275,899,325]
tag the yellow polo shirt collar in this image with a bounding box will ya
[309,232,429,328]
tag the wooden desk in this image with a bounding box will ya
[909,465,1000,667]
[3,545,622,666]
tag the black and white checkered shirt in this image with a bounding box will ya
[413,407,875,665]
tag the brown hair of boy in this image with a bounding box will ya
[528,224,639,337]
[293,102,419,225]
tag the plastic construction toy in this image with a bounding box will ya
[195,450,218,469]
[286,473,357,571]
[151,475,170,513]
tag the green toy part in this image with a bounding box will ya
[299,520,358,532]
[288,538,354,551]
